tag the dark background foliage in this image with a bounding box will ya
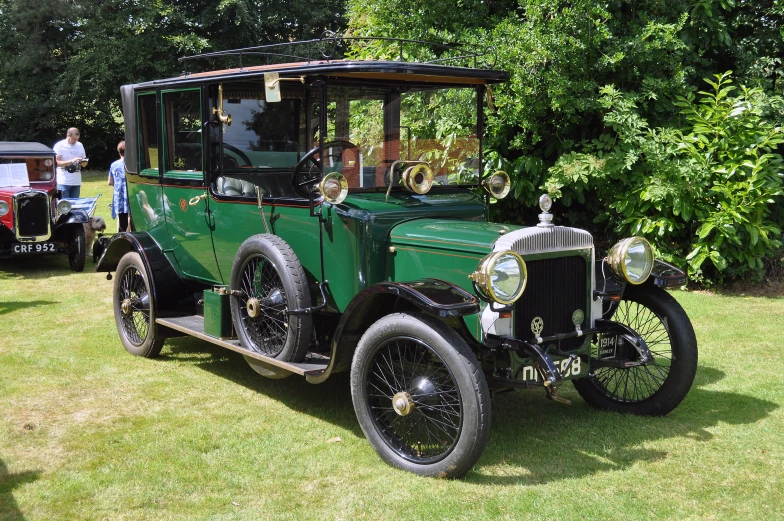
[0,0,346,166]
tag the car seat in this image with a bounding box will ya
[216,176,256,197]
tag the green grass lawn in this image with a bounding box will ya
[1,171,782,520]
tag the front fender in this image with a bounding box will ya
[596,258,687,292]
[50,210,90,242]
[649,259,687,288]
[306,278,478,384]
[97,232,198,318]
[61,208,90,225]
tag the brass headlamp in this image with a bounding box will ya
[606,236,654,284]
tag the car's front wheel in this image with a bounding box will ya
[350,313,490,478]
[113,252,164,357]
[68,225,86,272]
[573,284,698,416]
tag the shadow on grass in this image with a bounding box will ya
[472,365,778,485]
[160,337,363,438]
[0,457,40,521]
[0,255,91,280]
[0,300,57,316]
[159,339,778,486]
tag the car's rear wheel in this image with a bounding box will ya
[573,285,698,416]
[68,225,86,272]
[113,252,163,357]
[230,235,312,376]
[351,313,490,478]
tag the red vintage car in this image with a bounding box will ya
[0,141,96,271]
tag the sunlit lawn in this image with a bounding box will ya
[1,171,782,520]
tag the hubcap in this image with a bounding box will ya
[121,298,132,315]
[392,391,414,416]
[366,337,463,464]
[246,297,260,318]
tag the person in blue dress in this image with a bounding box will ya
[108,141,130,232]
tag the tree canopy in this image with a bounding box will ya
[0,0,346,165]
[1,0,781,281]
[347,0,783,282]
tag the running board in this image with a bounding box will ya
[156,315,328,377]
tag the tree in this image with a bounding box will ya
[0,0,347,166]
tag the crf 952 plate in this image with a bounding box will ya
[12,242,56,254]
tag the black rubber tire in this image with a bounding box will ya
[113,252,164,357]
[230,235,312,368]
[350,313,490,478]
[68,226,86,272]
[573,285,698,416]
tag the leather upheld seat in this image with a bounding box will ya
[216,176,256,197]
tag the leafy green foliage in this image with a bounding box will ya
[0,0,346,166]
[545,74,784,283]
[347,0,784,283]
[677,74,784,281]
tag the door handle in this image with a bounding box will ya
[188,193,207,206]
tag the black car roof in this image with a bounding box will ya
[128,60,510,90]
[0,142,56,156]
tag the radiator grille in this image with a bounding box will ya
[16,194,49,237]
[495,226,593,255]
[515,256,587,351]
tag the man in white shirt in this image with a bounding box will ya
[54,127,87,198]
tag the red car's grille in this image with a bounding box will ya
[16,193,49,237]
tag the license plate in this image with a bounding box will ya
[12,242,57,254]
[597,335,625,359]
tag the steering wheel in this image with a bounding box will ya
[293,140,359,197]
[222,143,252,167]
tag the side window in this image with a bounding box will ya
[137,93,159,174]
[221,87,307,170]
[163,90,203,174]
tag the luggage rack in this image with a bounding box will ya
[178,31,497,74]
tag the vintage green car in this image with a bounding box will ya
[97,36,697,478]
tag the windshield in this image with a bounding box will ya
[214,82,482,196]
[322,85,481,189]
[0,157,55,186]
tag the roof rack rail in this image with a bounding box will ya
[178,31,497,75]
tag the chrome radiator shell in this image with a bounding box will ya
[493,225,593,255]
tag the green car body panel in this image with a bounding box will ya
[207,189,489,313]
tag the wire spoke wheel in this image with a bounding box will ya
[591,299,673,403]
[118,264,150,346]
[230,235,311,370]
[237,253,290,357]
[112,252,163,358]
[574,285,698,416]
[366,336,463,464]
[351,313,490,478]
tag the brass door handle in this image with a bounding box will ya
[188,193,207,206]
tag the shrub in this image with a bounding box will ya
[545,73,784,284]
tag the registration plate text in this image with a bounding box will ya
[12,242,56,254]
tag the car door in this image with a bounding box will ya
[160,87,223,284]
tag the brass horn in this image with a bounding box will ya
[213,84,232,126]
[482,170,510,199]
[401,163,434,195]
